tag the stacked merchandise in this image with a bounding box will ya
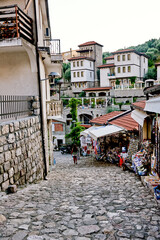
[131,140,153,176]
[132,154,147,176]
[122,138,139,172]
[107,147,120,164]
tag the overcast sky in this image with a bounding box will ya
[48,0,160,53]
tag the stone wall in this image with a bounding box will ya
[0,116,44,191]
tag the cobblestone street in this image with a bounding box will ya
[0,152,160,240]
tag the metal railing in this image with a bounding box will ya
[44,39,61,55]
[0,5,33,43]
[0,95,32,121]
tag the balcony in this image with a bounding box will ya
[0,5,33,44]
[46,100,63,119]
[43,39,63,63]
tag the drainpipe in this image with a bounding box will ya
[33,0,47,178]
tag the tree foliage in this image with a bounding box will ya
[144,67,157,80]
[66,98,85,145]
[62,63,71,82]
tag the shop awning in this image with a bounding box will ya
[80,126,96,137]
[87,125,124,140]
[131,109,148,127]
[144,97,160,114]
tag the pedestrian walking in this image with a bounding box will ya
[71,144,78,164]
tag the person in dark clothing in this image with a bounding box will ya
[71,144,78,164]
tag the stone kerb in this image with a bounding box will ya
[0,116,44,191]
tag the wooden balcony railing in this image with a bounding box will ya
[46,100,62,118]
[0,4,33,43]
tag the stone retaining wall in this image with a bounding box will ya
[0,116,44,191]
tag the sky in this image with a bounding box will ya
[48,0,160,53]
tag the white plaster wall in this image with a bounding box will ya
[115,65,140,78]
[0,51,38,95]
[100,68,110,87]
[71,69,94,83]
[140,56,148,78]
[0,0,25,9]
[157,66,160,80]
[106,59,114,64]
[71,59,94,70]
[114,52,140,66]
[71,59,94,83]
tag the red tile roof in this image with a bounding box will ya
[90,111,122,125]
[112,49,149,58]
[155,62,160,67]
[81,124,91,128]
[112,48,135,54]
[132,100,146,110]
[98,64,115,68]
[109,113,138,131]
[68,56,95,61]
[104,55,114,60]
[78,41,103,47]
[83,87,112,91]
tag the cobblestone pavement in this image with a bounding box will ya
[0,152,160,240]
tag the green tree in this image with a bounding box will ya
[62,63,71,82]
[64,68,71,82]
[144,67,157,80]
[66,98,85,145]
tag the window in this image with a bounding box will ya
[144,57,145,63]
[123,67,126,73]
[118,67,121,73]
[90,62,92,67]
[77,61,79,67]
[128,66,131,72]
[79,83,81,87]
[73,62,75,67]
[144,69,145,75]
[73,72,76,77]
[127,54,131,60]
[67,120,70,126]
[117,55,120,61]
[122,55,125,61]
[81,71,84,77]
[77,72,80,77]
[90,72,92,78]
[81,61,83,66]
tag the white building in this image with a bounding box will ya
[69,41,103,95]
[69,56,95,94]
[99,49,148,88]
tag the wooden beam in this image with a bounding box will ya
[24,0,33,13]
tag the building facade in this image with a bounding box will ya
[69,41,103,95]
[0,0,62,190]
[99,49,148,88]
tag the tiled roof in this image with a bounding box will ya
[109,113,138,131]
[132,100,146,110]
[78,41,103,47]
[112,49,135,54]
[81,124,91,128]
[104,55,114,60]
[112,49,149,58]
[83,87,112,91]
[98,64,115,68]
[90,111,122,125]
[155,62,160,66]
[68,56,95,61]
